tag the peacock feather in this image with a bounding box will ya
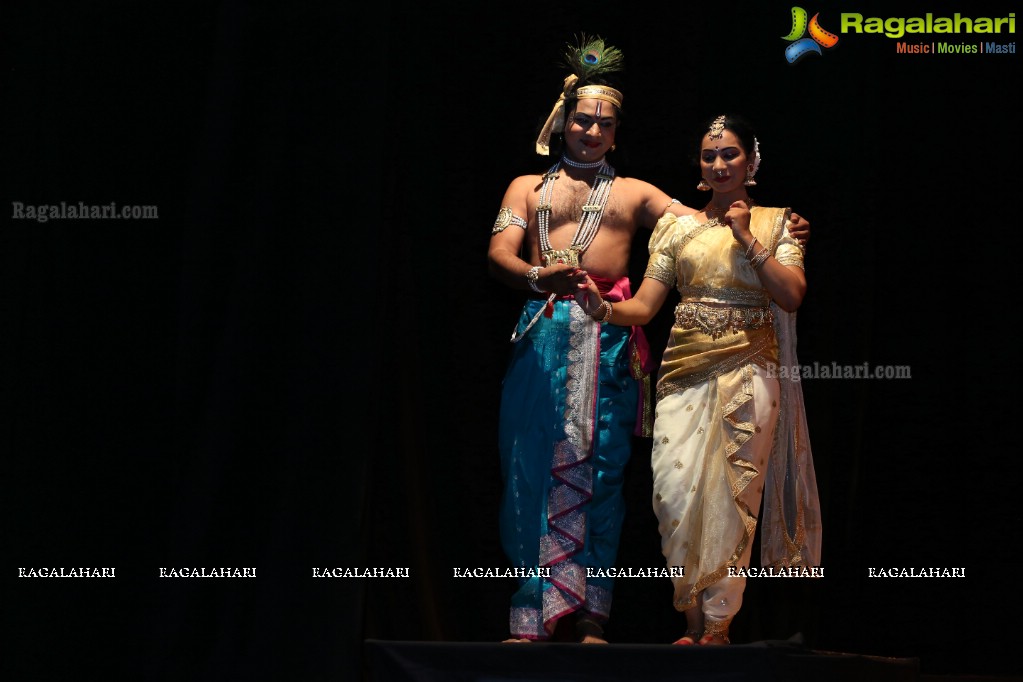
[560,34,624,79]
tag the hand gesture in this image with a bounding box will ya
[572,270,604,317]
[540,262,587,296]
[724,200,753,243]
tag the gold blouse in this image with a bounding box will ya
[643,207,804,400]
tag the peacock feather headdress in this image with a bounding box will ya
[560,34,625,83]
[536,34,625,156]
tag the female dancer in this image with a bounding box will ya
[575,113,822,645]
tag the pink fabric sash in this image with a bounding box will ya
[588,275,654,437]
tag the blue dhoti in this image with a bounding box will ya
[498,296,640,639]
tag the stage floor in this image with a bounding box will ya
[365,638,924,682]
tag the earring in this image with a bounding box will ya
[697,179,711,191]
[610,144,616,152]
[743,165,757,187]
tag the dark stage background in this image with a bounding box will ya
[5,1,1019,680]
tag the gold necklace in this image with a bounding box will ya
[704,198,755,220]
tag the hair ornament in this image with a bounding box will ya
[708,115,726,140]
[563,34,625,79]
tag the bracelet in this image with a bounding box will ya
[592,300,613,323]
[525,265,543,293]
[749,246,771,270]
[744,237,759,259]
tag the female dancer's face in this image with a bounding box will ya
[700,130,748,193]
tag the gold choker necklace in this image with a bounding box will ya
[705,199,755,218]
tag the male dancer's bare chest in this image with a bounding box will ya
[535,182,628,234]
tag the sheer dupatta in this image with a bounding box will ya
[760,306,822,568]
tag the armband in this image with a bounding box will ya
[492,207,528,233]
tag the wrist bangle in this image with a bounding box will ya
[744,237,759,259]
[592,300,613,323]
[525,265,543,293]
[749,246,771,269]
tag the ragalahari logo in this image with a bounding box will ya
[782,7,839,63]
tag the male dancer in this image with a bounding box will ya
[488,36,809,643]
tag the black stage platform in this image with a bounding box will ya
[364,638,923,682]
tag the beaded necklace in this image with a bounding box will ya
[559,154,605,169]
[509,156,616,343]
[536,156,615,268]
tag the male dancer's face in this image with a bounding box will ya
[563,98,617,163]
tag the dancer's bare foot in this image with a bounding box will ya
[672,630,702,645]
[699,615,731,645]
[579,634,608,644]
[675,607,705,645]
[502,637,533,643]
[576,616,607,644]
[698,616,731,646]
[697,633,730,645]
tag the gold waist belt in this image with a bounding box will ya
[675,300,773,339]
